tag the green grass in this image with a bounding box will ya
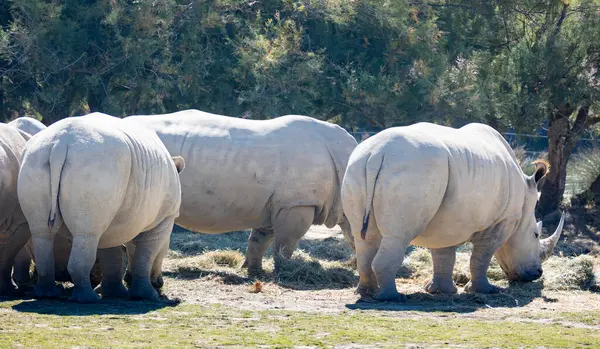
[0,300,598,348]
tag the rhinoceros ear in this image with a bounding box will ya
[530,159,550,192]
[171,156,185,173]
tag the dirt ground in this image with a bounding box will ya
[162,225,600,319]
[2,223,599,348]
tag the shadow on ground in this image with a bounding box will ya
[11,297,179,316]
[345,281,546,313]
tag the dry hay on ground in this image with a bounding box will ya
[164,228,599,298]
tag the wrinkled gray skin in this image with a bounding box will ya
[18,114,184,303]
[0,124,33,295]
[127,110,357,274]
[8,117,104,288]
[341,123,564,302]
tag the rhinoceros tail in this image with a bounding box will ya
[361,152,384,240]
[48,141,67,231]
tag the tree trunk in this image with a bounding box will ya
[538,105,589,216]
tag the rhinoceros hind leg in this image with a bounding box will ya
[243,227,274,275]
[372,236,409,302]
[97,246,128,299]
[32,234,61,299]
[67,235,101,303]
[128,218,173,301]
[354,221,381,299]
[272,206,314,272]
[150,240,169,291]
[425,246,458,294]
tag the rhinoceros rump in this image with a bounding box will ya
[127,110,358,273]
[341,122,563,302]
[18,114,183,303]
[8,117,46,136]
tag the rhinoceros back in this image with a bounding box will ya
[344,122,527,248]
[127,110,357,233]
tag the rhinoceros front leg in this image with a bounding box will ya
[128,217,174,301]
[12,242,32,286]
[0,223,30,295]
[242,227,274,276]
[272,206,314,272]
[97,246,128,299]
[464,243,501,294]
[425,246,457,294]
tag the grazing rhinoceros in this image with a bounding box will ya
[18,114,184,302]
[127,110,357,273]
[341,122,564,302]
[7,117,46,286]
[8,117,46,136]
[0,124,33,295]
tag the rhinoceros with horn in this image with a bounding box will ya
[341,122,564,302]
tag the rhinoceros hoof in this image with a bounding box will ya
[70,286,101,303]
[374,288,407,302]
[151,276,164,290]
[464,281,501,294]
[129,285,159,301]
[34,284,61,299]
[98,282,129,299]
[425,279,458,294]
[356,284,378,298]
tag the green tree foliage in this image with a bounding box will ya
[1,0,600,212]
[0,0,445,128]
[434,0,600,215]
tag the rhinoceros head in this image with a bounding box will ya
[494,160,564,282]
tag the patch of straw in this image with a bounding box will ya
[541,255,596,291]
[274,251,357,289]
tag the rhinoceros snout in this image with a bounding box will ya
[516,267,543,282]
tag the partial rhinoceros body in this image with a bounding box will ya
[127,110,358,272]
[0,124,33,295]
[8,117,46,136]
[7,117,48,287]
[341,122,563,302]
[18,114,184,303]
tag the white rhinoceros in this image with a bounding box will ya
[7,117,47,286]
[18,114,184,303]
[127,110,358,273]
[341,122,564,302]
[8,117,46,136]
[0,124,32,295]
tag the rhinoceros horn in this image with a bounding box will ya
[539,211,565,261]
